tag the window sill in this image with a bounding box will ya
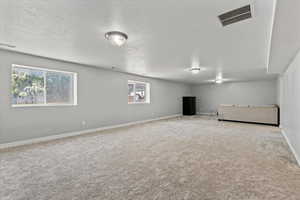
[128,102,150,105]
[12,104,78,108]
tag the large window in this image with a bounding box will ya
[11,64,77,107]
[128,80,150,104]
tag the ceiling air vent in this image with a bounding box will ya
[218,5,251,26]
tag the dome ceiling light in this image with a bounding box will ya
[189,67,201,74]
[105,31,128,47]
[215,78,223,84]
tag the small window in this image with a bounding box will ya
[128,80,150,104]
[11,64,77,107]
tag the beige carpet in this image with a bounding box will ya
[1,116,300,200]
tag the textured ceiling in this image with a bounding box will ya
[0,0,278,83]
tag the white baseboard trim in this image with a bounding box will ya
[281,129,300,167]
[0,114,181,150]
[197,112,217,116]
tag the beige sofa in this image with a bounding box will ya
[218,104,279,125]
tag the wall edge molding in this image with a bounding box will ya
[281,129,300,167]
[0,114,181,150]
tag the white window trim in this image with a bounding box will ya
[11,64,78,108]
[128,80,150,104]
[11,103,77,108]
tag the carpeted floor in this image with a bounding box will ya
[1,116,300,200]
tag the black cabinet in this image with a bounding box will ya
[182,96,196,115]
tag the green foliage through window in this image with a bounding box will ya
[11,65,76,106]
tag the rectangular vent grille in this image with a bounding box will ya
[218,5,251,26]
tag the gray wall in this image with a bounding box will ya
[279,50,300,162]
[0,49,280,145]
[0,50,191,144]
[191,80,278,114]
[276,77,281,106]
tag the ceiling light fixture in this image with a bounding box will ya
[189,67,201,74]
[215,78,223,84]
[105,31,128,47]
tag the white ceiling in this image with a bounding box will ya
[0,0,278,83]
[268,0,300,74]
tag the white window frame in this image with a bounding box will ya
[128,80,150,104]
[11,64,78,108]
